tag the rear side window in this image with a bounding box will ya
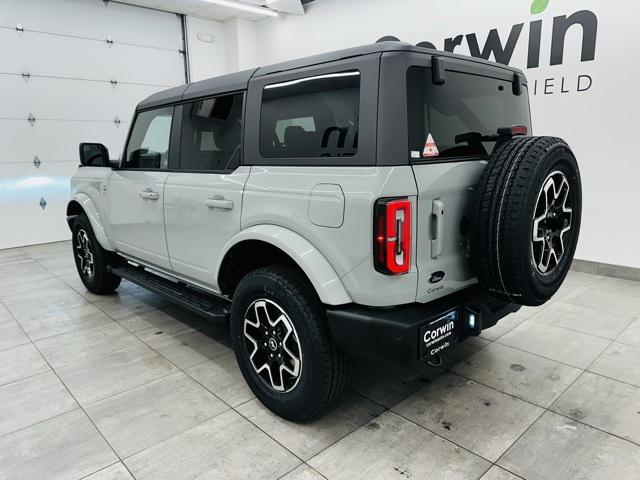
[407,67,531,160]
[180,93,243,172]
[124,106,174,169]
[260,71,360,159]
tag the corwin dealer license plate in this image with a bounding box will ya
[420,310,458,359]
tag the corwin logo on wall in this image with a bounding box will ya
[389,0,597,96]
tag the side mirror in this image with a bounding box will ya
[79,143,109,167]
[109,159,120,170]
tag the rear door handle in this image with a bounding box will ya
[205,197,234,210]
[140,189,160,200]
[431,199,445,258]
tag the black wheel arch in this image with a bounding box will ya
[66,200,85,230]
[218,239,308,299]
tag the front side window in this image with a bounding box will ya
[260,71,360,159]
[407,67,531,160]
[180,94,243,171]
[124,106,174,169]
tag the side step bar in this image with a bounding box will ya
[109,264,231,323]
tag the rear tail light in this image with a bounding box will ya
[374,198,411,275]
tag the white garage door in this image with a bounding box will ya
[0,0,186,249]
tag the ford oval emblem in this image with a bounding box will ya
[429,271,445,284]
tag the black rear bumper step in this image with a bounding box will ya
[326,285,520,370]
[109,264,230,322]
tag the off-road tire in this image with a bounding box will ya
[470,136,582,306]
[71,215,121,294]
[230,265,351,421]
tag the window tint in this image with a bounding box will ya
[124,107,174,169]
[260,71,360,159]
[180,94,243,172]
[407,67,531,160]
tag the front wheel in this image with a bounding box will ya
[72,215,121,294]
[230,265,351,421]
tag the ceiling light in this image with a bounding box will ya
[201,0,279,17]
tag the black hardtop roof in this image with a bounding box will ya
[137,41,524,111]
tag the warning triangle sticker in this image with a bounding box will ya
[423,133,439,158]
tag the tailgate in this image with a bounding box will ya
[405,64,531,303]
[412,161,483,303]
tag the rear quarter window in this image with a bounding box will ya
[407,67,531,161]
[259,71,360,159]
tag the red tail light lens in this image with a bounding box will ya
[497,125,528,137]
[374,198,411,275]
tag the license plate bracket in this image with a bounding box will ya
[419,310,459,359]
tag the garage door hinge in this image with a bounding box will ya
[28,113,36,126]
[106,36,114,47]
[33,156,41,168]
[114,115,121,127]
[22,70,30,82]
[110,77,118,88]
[39,197,47,210]
[16,23,23,32]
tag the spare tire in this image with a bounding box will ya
[470,136,582,306]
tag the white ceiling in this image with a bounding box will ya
[114,0,303,21]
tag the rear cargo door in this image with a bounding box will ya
[405,65,531,303]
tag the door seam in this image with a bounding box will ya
[162,172,174,271]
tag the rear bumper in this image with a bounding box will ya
[326,286,520,370]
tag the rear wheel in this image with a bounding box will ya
[72,215,121,294]
[230,265,351,421]
[470,136,582,306]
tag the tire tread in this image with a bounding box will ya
[470,136,581,305]
[231,265,350,421]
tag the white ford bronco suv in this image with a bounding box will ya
[68,42,581,421]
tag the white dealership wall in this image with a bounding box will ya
[249,0,640,269]
[2,0,636,269]
[186,16,257,82]
[0,0,185,249]
[186,16,227,82]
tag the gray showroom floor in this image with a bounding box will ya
[1,241,640,480]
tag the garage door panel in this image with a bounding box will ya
[0,75,169,121]
[0,161,77,207]
[0,0,184,249]
[0,0,183,52]
[0,202,70,249]
[0,29,185,86]
[0,120,129,164]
